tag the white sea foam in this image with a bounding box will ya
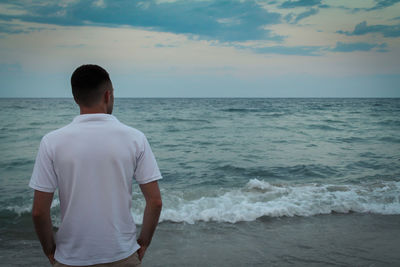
[4,198,62,227]
[132,179,400,224]
[5,198,60,216]
[4,180,400,225]
[6,204,32,215]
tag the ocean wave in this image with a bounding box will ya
[0,158,35,169]
[3,198,60,216]
[212,164,339,179]
[132,179,400,224]
[221,108,288,117]
[3,180,399,225]
[306,124,339,131]
[379,136,400,143]
[335,136,369,144]
[145,118,211,123]
[221,108,263,113]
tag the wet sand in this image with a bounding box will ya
[145,213,400,267]
[2,213,400,266]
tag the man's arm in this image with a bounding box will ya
[137,180,162,261]
[32,190,56,265]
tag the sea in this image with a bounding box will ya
[0,98,400,266]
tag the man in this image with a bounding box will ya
[30,64,162,266]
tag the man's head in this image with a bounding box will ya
[71,64,114,114]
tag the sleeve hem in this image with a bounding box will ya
[136,175,162,185]
[29,181,56,193]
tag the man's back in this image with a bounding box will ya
[30,113,162,265]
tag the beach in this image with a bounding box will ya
[1,214,400,266]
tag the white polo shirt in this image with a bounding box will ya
[29,113,162,266]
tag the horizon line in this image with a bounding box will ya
[1,96,400,99]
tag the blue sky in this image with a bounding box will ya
[0,0,399,97]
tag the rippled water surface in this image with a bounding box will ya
[1,98,400,266]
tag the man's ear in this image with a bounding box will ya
[104,90,111,104]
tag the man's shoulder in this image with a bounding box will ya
[42,123,74,141]
[42,117,147,144]
[114,121,146,139]
[44,122,73,138]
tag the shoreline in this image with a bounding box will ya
[145,213,400,266]
[3,213,399,266]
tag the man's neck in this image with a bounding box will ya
[79,106,107,115]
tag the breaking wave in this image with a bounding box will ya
[3,179,399,225]
[132,179,400,224]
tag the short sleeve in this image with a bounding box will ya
[134,134,162,184]
[29,136,58,192]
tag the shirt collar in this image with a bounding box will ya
[72,113,118,123]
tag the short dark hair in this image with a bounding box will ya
[71,64,111,107]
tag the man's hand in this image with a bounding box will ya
[137,181,162,261]
[136,241,148,261]
[47,251,56,265]
[32,190,56,265]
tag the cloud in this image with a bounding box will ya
[154,43,178,48]
[285,8,319,23]
[56,43,86,49]
[349,0,400,12]
[0,22,28,34]
[331,42,388,52]
[0,3,27,16]
[0,21,47,34]
[0,0,283,42]
[279,0,322,8]
[366,0,400,11]
[337,21,400,38]
[92,0,106,8]
[242,45,323,56]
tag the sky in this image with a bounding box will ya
[0,0,399,97]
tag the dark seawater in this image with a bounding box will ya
[1,98,400,266]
